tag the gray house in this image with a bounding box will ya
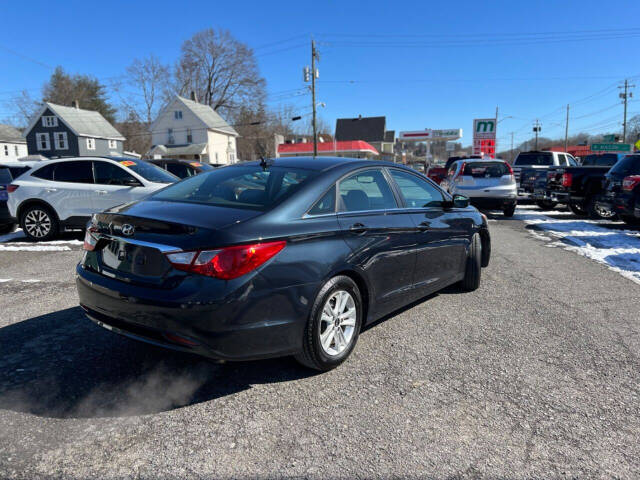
[24,102,125,158]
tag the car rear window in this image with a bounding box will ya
[582,154,620,166]
[0,167,12,184]
[463,162,510,177]
[115,159,178,183]
[514,153,554,166]
[609,155,640,176]
[150,165,317,211]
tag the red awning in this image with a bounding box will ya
[277,140,379,155]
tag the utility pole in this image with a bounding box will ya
[495,106,499,154]
[510,132,514,163]
[564,104,570,152]
[533,120,541,150]
[619,79,635,143]
[311,39,318,157]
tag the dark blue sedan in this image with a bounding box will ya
[76,157,491,371]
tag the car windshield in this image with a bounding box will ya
[149,165,318,211]
[609,155,640,176]
[114,159,178,183]
[463,162,510,178]
[0,167,12,184]
[514,153,554,166]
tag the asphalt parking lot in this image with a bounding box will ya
[1,206,640,479]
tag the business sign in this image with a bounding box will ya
[399,129,462,141]
[591,143,631,152]
[473,118,497,155]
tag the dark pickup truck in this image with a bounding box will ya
[547,153,626,218]
[595,154,640,225]
[513,151,578,208]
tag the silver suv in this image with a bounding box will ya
[440,159,517,217]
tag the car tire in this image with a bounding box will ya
[460,233,481,291]
[536,200,557,210]
[569,202,587,216]
[503,204,516,217]
[587,196,616,220]
[20,204,59,241]
[0,223,15,234]
[621,215,640,226]
[295,275,363,371]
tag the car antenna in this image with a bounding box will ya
[259,156,272,171]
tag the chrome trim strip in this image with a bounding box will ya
[99,234,180,253]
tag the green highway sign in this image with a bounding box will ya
[590,143,631,152]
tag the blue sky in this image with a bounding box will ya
[1,0,639,147]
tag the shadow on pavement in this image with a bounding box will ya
[0,307,312,419]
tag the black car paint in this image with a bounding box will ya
[595,155,640,220]
[548,164,617,206]
[76,157,488,361]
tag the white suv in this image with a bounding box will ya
[440,159,517,216]
[7,157,177,240]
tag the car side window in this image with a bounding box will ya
[308,186,336,215]
[166,163,191,178]
[31,164,55,180]
[338,169,397,212]
[389,169,444,208]
[53,161,94,183]
[93,161,140,186]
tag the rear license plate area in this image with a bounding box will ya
[100,239,168,277]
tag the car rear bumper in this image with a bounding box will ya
[76,264,317,361]
[468,197,517,209]
[0,202,15,224]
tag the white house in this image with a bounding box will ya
[0,124,28,161]
[148,95,239,165]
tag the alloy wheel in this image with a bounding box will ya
[319,290,357,356]
[24,209,52,238]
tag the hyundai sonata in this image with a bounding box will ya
[76,157,490,371]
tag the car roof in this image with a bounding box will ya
[235,156,402,172]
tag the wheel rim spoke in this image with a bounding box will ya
[319,290,357,356]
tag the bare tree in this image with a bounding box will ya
[174,28,266,119]
[2,90,39,126]
[123,55,171,124]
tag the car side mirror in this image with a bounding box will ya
[451,194,469,208]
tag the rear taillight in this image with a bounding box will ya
[622,175,640,191]
[561,173,573,187]
[454,162,466,182]
[504,162,514,176]
[83,227,99,251]
[7,184,19,193]
[165,241,286,280]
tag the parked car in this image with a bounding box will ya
[426,156,482,184]
[513,151,578,203]
[595,154,640,225]
[0,161,38,234]
[7,157,178,241]
[148,159,217,179]
[547,153,625,218]
[76,157,491,371]
[440,159,517,216]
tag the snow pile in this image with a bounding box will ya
[515,207,640,285]
[0,228,81,251]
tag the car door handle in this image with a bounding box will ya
[418,222,431,231]
[349,223,368,234]
[94,190,108,195]
[45,188,57,192]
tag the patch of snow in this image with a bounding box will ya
[0,278,11,283]
[0,245,71,252]
[515,206,640,285]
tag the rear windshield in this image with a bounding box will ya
[116,159,178,184]
[581,154,620,166]
[609,155,640,176]
[463,162,510,177]
[0,167,12,184]
[514,153,553,166]
[150,165,317,211]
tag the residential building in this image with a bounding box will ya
[24,102,125,158]
[335,116,395,161]
[0,124,28,161]
[148,94,238,165]
[277,139,378,159]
